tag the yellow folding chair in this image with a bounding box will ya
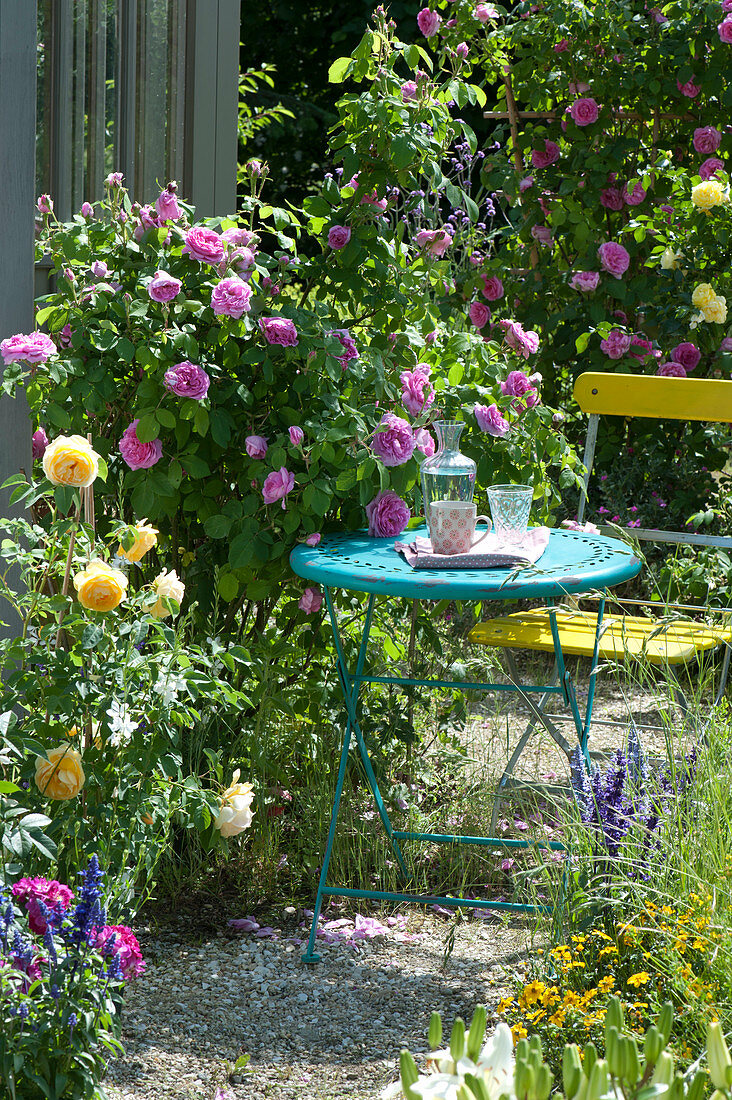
[469,372,732,823]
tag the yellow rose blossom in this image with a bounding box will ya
[119,520,158,563]
[42,434,100,488]
[214,768,255,837]
[35,743,85,800]
[691,283,718,309]
[660,248,683,270]
[703,295,728,324]
[150,569,185,619]
[691,180,727,211]
[74,559,128,612]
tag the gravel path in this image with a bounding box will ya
[105,910,532,1100]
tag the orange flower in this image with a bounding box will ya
[74,560,128,611]
[35,744,85,800]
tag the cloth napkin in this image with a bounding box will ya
[394,526,550,570]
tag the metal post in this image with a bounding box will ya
[0,0,36,637]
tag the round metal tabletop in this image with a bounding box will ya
[290,526,642,601]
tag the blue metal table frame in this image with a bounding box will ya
[290,526,642,962]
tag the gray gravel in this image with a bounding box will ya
[105,910,532,1100]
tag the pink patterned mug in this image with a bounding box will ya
[429,501,492,555]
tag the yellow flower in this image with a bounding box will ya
[521,980,546,1006]
[660,248,682,270]
[496,997,514,1014]
[549,1010,567,1027]
[511,1024,528,1044]
[119,520,158,563]
[692,283,718,309]
[35,744,85,800]
[692,180,727,211]
[150,569,185,619]
[627,972,650,988]
[74,559,128,612]
[214,769,255,837]
[703,295,728,324]
[598,975,615,993]
[42,434,99,488]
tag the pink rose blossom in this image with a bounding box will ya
[569,97,599,126]
[629,336,654,361]
[597,241,630,279]
[600,329,633,359]
[262,467,295,509]
[676,77,701,98]
[360,191,388,212]
[417,7,441,36]
[289,426,304,447]
[260,316,299,346]
[224,246,256,279]
[469,301,491,328]
[474,3,498,22]
[414,427,436,457]
[719,16,732,42]
[327,225,351,249]
[600,186,625,211]
[623,180,647,206]
[119,419,163,470]
[222,227,257,248]
[531,139,560,169]
[80,201,94,217]
[372,413,415,467]
[700,157,724,180]
[105,172,124,187]
[531,225,553,246]
[693,126,722,155]
[671,342,701,372]
[133,204,163,242]
[657,361,687,377]
[415,228,452,257]
[1,332,57,365]
[91,260,109,278]
[500,370,540,410]
[365,490,411,537]
[554,37,570,51]
[475,403,510,437]
[211,276,252,319]
[299,586,323,613]
[500,320,540,358]
[37,194,53,213]
[401,81,418,101]
[305,533,321,547]
[481,275,504,301]
[455,42,469,59]
[148,269,182,303]
[245,435,268,459]
[95,925,145,979]
[400,364,435,417]
[518,176,534,192]
[32,428,49,460]
[57,324,73,348]
[570,271,600,292]
[163,361,210,400]
[12,877,74,935]
[720,337,732,352]
[562,519,600,534]
[155,184,182,222]
[183,226,225,265]
[327,328,359,368]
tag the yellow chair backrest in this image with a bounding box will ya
[574,372,732,424]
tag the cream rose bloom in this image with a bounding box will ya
[692,282,718,309]
[35,744,85,800]
[74,559,128,611]
[42,435,100,487]
[704,295,728,324]
[150,569,185,618]
[214,769,255,837]
[660,248,682,271]
[119,520,158,563]
[691,180,726,211]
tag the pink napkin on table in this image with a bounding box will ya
[394,526,550,570]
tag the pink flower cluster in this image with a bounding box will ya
[500,370,540,411]
[11,877,74,935]
[400,364,435,417]
[371,413,415,467]
[95,925,146,978]
[164,361,210,400]
[600,329,632,359]
[1,331,57,365]
[119,419,163,470]
[366,490,411,537]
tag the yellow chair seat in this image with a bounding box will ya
[469,608,732,666]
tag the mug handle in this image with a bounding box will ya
[472,515,492,547]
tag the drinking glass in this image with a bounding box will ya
[486,484,533,544]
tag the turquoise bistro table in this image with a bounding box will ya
[290,525,642,962]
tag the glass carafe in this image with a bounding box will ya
[420,421,476,536]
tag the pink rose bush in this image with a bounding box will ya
[119,419,163,470]
[12,877,74,935]
[365,490,411,537]
[163,361,210,400]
